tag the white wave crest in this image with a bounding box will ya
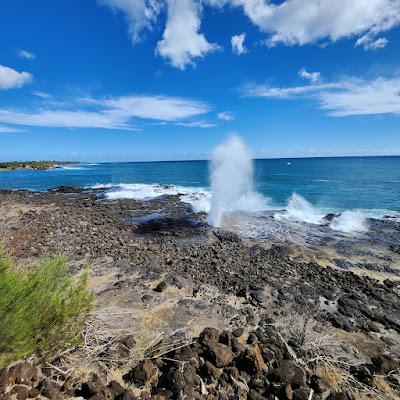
[90,183,211,213]
[274,193,324,224]
[330,210,368,233]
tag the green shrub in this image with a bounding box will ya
[0,248,93,367]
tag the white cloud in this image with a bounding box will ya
[298,68,321,83]
[0,109,132,130]
[355,34,388,50]
[83,95,210,121]
[243,81,339,99]
[98,0,160,43]
[0,125,23,133]
[0,65,33,90]
[156,0,220,69]
[100,0,400,69]
[18,49,36,59]
[176,120,216,128]
[0,94,211,130]
[231,33,247,55]
[33,90,52,99]
[319,77,400,116]
[217,111,235,121]
[211,0,400,48]
[243,76,400,117]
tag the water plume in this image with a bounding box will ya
[330,210,368,233]
[274,193,324,225]
[207,135,266,227]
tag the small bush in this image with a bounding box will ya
[0,248,93,368]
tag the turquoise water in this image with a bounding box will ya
[0,156,399,213]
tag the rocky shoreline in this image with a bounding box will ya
[0,187,399,399]
[0,162,75,171]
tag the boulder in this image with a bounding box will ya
[205,342,234,368]
[268,361,306,389]
[199,328,219,345]
[122,389,137,400]
[237,344,266,374]
[164,364,199,395]
[293,387,311,400]
[10,385,29,400]
[201,360,223,380]
[0,361,38,386]
[154,281,167,293]
[108,380,125,397]
[350,364,373,385]
[40,380,64,400]
[232,328,245,338]
[123,360,157,387]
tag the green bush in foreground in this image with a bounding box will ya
[0,248,93,368]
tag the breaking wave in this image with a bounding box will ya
[274,193,373,233]
[90,183,211,213]
[274,193,325,225]
[89,184,396,235]
[330,210,369,233]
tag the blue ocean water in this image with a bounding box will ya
[0,156,399,214]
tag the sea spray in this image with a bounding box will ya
[274,193,369,233]
[330,210,368,233]
[207,135,266,227]
[274,193,324,224]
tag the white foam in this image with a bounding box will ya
[60,166,86,170]
[90,183,116,189]
[180,191,211,213]
[330,210,368,233]
[90,183,211,213]
[105,183,179,200]
[274,193,325,225]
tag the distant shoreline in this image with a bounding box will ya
[0,161,76,171]
[0,155,399,165]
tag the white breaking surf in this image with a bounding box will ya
[91,183,211,213]
[330,210,369,233]
[274,193,325,225]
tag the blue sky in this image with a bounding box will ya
[0,0,400,161]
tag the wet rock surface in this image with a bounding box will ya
[0,189,400,398]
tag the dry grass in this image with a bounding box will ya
[56,306,193,385]
[274,310,360,368]
[372,376,400,400]
[316,365,344,392]
[272,310,399,400]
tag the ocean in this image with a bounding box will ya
[1,156,399,220]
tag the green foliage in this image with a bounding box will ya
[0,248,93,367]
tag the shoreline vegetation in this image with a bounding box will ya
[0,246,93,369]
[0,161,76,171]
